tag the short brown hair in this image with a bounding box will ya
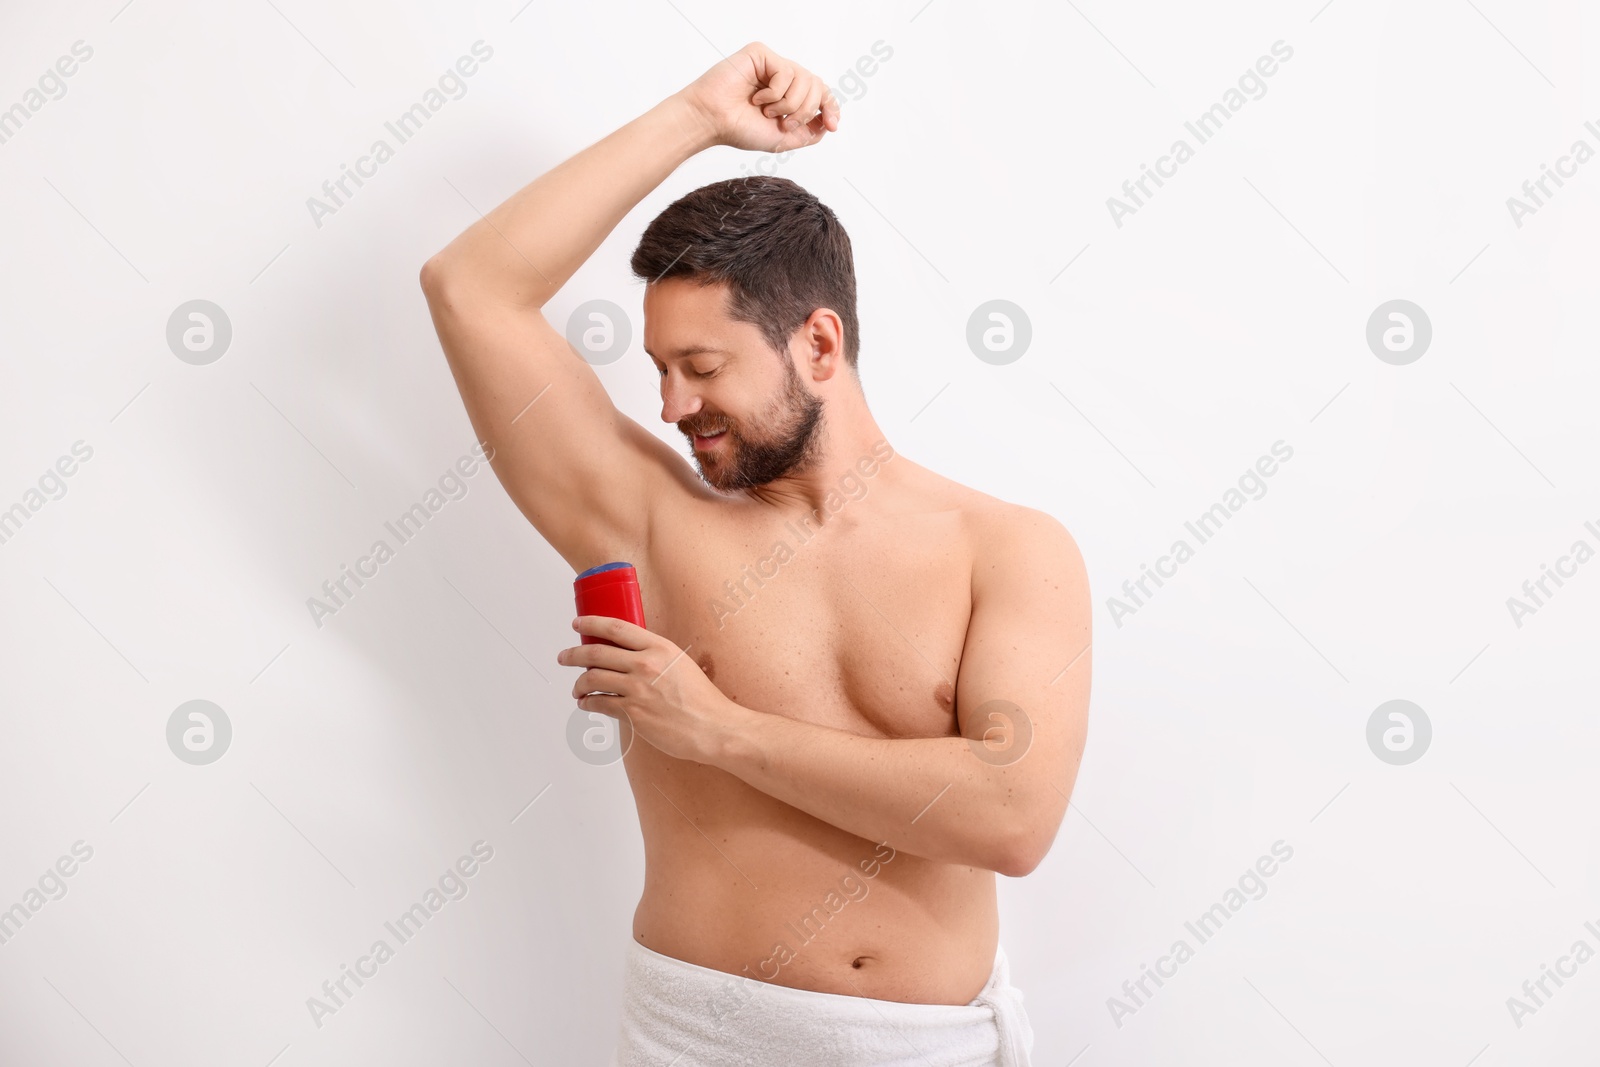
[630,176,860,369]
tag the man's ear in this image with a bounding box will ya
[801,307,846,382]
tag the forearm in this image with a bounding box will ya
[710,705,1035,875]
[425,92,714,307]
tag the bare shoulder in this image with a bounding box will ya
[963,497,1085,600]
[964,495,1077,552]
[900,462,1083,582]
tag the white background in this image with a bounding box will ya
[2,1,1597,1064]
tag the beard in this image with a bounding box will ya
[679,355,825,492]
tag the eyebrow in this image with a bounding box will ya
[644,345,724,360]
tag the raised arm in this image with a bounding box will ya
[418,93,712,570]
[419,43,840,571]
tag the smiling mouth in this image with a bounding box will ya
[691,427,727,450]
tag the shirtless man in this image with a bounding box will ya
[420,41,1090,1066]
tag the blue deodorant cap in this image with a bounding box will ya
[576,561,635,579]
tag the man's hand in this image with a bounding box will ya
[677,41,841,153]
[556,617,744,765]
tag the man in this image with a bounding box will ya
[421,41,1090,1067]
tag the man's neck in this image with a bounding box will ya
[742,401,896,518]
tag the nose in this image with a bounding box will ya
[659,370,702,425]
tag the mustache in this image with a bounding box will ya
[680,417,730,436]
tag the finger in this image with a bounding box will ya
[751,63,795,109]
[572,614,652,650]
[577,693,626,719]
[557,642,635,670]
[574,667,631,699]
[793,120,829,149]
[819,89,842,131]
[768,72,814,123]
[784,81,826,133]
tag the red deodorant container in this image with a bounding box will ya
[573,562,647,647]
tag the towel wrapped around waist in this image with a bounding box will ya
[610,938,1034,1066]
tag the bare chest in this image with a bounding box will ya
[640,504,972,738]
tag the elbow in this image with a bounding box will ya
[420,251,470,304]
[995,842,1041,879]
[419,254,450,299]
[994,819,1056,879]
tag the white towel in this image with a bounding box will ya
[610,938,1034,1066]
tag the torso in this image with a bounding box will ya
[618,451,1004,1006]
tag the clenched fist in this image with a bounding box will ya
[677,41,841,153]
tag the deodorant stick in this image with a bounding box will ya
[573,562,647,647]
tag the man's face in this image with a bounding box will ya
[643,279,824,492]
